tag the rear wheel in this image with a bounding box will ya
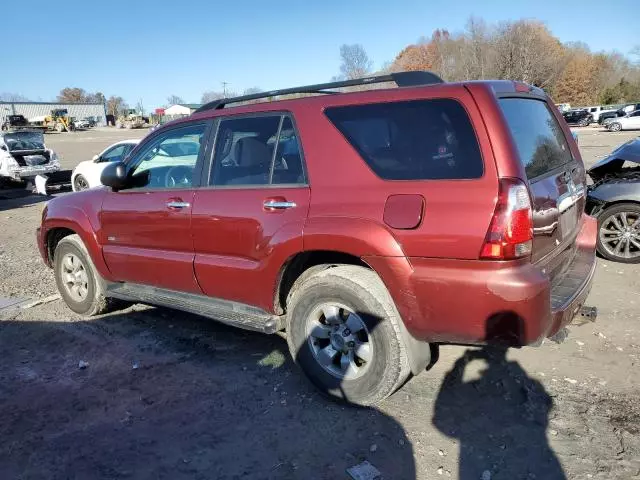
[597,203,640,263]
[608,122,622,132]
[73,174,89,191]
[286,265,411,405]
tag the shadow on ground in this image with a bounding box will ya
[433,345,565,480]
[0,307,415,479]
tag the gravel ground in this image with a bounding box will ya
[0,127,639,480]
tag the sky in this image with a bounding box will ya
[1,0,638,110]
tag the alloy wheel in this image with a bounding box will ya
[60,253,89,301]
[307,303,373,380]
[75,176,89,191]
[599,211,640,260]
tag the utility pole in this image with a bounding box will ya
[221,82,229,97]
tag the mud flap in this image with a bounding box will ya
[34,170,72,195]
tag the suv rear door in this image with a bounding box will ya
[191,113,310,311]
[499,97,585,269]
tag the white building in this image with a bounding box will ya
[163,104,202,116]
[0,101,107,126]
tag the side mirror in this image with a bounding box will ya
[92,154,100,162]
[0,145,6,151]
[101,161,128,190]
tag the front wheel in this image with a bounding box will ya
[286,265,412,405]
[54,234,120,315]
[608,122,622,132]
[597,203,640,263]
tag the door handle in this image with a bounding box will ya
[263,200,296,210]
[166,201,190,209]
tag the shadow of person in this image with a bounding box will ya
[432,319,566,480]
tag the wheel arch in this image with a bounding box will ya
[42,214,113,280]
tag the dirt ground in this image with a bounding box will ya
[0,127,639,480]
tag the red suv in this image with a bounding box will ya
[37,72,597,405]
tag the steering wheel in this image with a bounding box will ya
[164,165,193,188]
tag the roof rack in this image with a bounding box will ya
[194,71,444,113]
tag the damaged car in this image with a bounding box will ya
[0,130,60,185]
[586,137,640,263]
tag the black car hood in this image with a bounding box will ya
[588,137,640,181]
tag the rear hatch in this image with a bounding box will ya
[499,97,585,278]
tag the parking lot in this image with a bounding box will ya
[1,127,639,479]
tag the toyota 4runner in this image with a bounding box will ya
[37,72,597,405]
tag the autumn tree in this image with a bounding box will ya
[392,44,436,72]
[493,20,564,88]
[106,96,128,116]
[339,44,373,79]
[553,53,599,105]
[57,87,90,103]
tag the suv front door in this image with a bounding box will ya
[192,114,310,311]
[100,121,211,293]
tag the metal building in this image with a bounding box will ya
[0,101,107,126]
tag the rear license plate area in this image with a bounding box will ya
[559,205,578,239]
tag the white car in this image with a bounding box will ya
[71,139,140,191]
[607,110,640,132]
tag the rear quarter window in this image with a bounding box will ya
[325,99,483,180]
[499,98,573,179]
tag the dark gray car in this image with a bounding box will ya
[587,137,640,262]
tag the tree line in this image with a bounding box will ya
[339,17,640,106]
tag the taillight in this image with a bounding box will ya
[480,178,533,260]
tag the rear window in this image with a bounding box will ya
[499,98,573,179]
[325,99,483,180]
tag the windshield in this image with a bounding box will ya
[2,132,46,151]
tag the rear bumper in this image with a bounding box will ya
[6,164,60,180]
[365,214,597,346]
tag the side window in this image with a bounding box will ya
[271,117,305,184]
[127,123,207,190]
[210,115,305,186]
[631,111,640,117]
[325,99,483,180]
[101,144,128,163]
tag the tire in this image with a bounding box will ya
[73,174,89,191]
[54,234,118,315]
[596,203,640,264]
[286,265,410,405]
[609,122,622,132]
[578,119,589,127]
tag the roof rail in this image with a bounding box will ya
[194,71,444,113]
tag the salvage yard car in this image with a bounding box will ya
[0,130,60,184]
[563,109,593,126]
[37,72,598,405]
[71,139,140,191]
[587,137,640,262]
[606,110,640,132]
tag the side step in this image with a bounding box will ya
[106,283,284,334]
